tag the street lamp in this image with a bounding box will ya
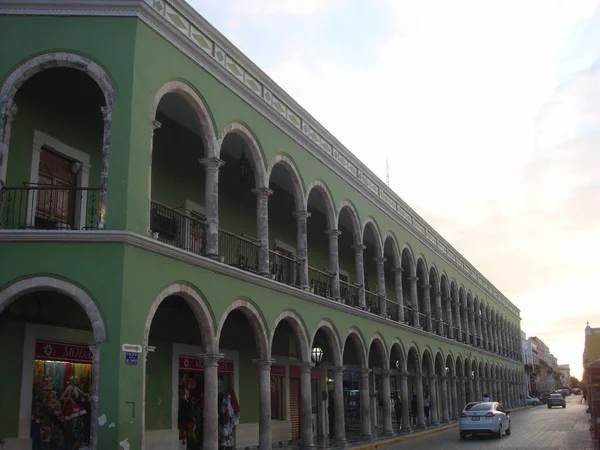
[311,347,324,366]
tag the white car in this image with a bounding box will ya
[459,401,512,439]
[527,395,541,406]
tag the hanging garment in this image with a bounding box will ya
[218,393,236,447]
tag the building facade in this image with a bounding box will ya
[557,364,571,388]
[0,1,525,450]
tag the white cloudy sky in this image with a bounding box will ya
[190,0,600,379]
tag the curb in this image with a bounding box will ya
[351,405,530,450]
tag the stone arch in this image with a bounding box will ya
[216,299,269,359]
[0,275,107,448]
[382,231,401,268]
[270,310,311,363]
[389,339,407,371]
[368,333,389,370]
[421,347,435,375]
[305,179,337,230]
[144,282,216,352]
[400,244,416,277]
[151,79,217,157]
[0,51,116,108]
[337,199,362,243]
[428,264,441,291]
[0,275,106,343]
[218,121,268,188]
[342,328,368,368]
[362,217,383,256]
[416,255,429,279]
[266,153,306,211]
[310,319,343,366]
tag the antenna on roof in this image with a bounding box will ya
[385,158,390,186]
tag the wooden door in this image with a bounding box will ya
[35,149,77,228]
[290,378,300,441]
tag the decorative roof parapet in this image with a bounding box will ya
[0,0,520,317]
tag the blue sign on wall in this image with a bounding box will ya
[125,352,139,366]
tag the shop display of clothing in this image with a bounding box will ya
[218,392,236,448]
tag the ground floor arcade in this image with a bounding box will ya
[0,273,525,450]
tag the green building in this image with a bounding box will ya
[0,1,525,449]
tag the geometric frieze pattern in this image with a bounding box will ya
[144,0,518,315]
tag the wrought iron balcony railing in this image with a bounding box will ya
[1,185,100,230]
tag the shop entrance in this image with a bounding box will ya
[30,339,93,450]
[177,356,236,450]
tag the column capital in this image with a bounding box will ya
[359,368,370,377]
[198,352,225,367]
[325,229,342,237]
[350,244,366,252]
[152,119,162,131]
[429,374,438,381]
[253,358,276,369]
[1,100,18,119]
[292,210,311,220]
[331,366,346,373]
[199,157,225,170]
[399,371,409,379]
[434,291,442,297]
[373,256,386,265]
[381,370,391,378]
[420,283,431,290]
[251,187,274,198]
[392,266,403,274]
[100,105,112,121]
[407,276,418,282]
[439,375,447,381]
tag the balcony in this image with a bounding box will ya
[0,185,100,230]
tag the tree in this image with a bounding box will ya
[569,376,581,388]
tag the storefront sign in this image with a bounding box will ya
[271,365,286,377]
[289,365,321,380]
[179,356,234,374]
[35,339,93,364]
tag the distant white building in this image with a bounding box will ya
[558,364,571,387]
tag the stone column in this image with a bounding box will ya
[88,343,100,450]
[254,358,275,450]
[332,366,346,445]
[453,299,462,341]
[399,372,411,433]
[200,353,224,450]
[461,305,470,344]
[199,157,225,258]
[450,376,458,419]
[422,284,432,332]
[440,375,450,424]
[252,187,273,276]
[146,120,162,234]
[300,363,315,450]
[470,308,477,346]
[475,375,481,402]
[381,370,393,435]
[0,101,18,188]
[293,210,311,289]
[408,276,420,327]
[434,291,443,335]
[352,244,367,309]
[375,257,387,316]
[392,267,404,322]
[98,106,113,228]
[415,372,426,429]
[476,311,483,348]
[326,229,342,301]
[360,368,373,439]
[468,375,474,405]
[429,375,439,426]
[444,297,454,339]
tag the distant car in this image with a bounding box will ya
[547,393,566,409]
[527,395,541,406]
[573,388,582,395]
[459,402,511,439]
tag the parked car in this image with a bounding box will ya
[573,388,582,395]
[459,402,511,439]
[527,395,541,406]
[540,392,551,404]
[547,393,566,408]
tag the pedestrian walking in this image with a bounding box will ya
[410,395,417,426]
[395,396,402,430]
[424,395,430,424]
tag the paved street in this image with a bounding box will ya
[389,395,597,449]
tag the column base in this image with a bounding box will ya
[399,426,412,435]
[206,253,220,260]
[415,423,427,430]
[382,430,394,437]
[301,445,315,450]
[440,418,450,424]
[359,434,373,442]
[332,438,347,447]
